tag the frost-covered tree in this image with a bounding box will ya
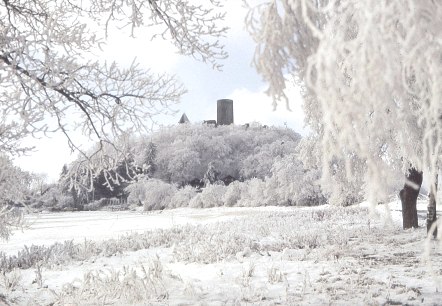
[1,0,227,182]
[1,0,228,234]
[203,161,219,186]
[298,136,367,206]
[136,142,158,178]
[304,0,442,230]
[247,0,442,229]
[245,0,326,106]
[151,124,300,185]
[0,155,31,240]
[265,154,325,206]
[246,0,366,206]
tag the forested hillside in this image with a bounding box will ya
[30,123,332,211]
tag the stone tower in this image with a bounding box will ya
[217,99,234,125]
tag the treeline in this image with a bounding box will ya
[29,123,333,211]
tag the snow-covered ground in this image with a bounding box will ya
[1,201,442,305]
[0,206,277,256]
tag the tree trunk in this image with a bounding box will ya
[399,168,423,229]
[427,174,438,238]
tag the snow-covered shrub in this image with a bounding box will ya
[296,169,326,206]
[126,179,177,211]
[223,181,247,207]
[193,184,227,208]
[237,178,267,207]
[57,195,76,211]
[83,198,109,211]
[125,180,146,207]
[0,268,22,292]
[264,155,325,206]
[189,193,204,208]
[169,185,198,208]
[54,261,169,305]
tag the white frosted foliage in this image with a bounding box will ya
[0,155,30,240]
[247,0,442,203]
[307,0,442,201]
[0,0,227,185]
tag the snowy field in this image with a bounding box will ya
[1,202,442,305]
[0,207,266,256]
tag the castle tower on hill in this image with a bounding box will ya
[217,99,234,125]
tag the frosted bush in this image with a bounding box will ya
[57,195,76,211]
[54,262,169,304]
[196,184,227,208]
[126,179,177,211]
[223,181,247,207]
[83,198,108,211]
[1,268,21,292]
[169,186,198,208]
[265,155,325,206]
[296,168,326,206]
[237,178,267,207]
[144,180,177,211]
[0,208,23,242]
[125,180,146,207]
[189,194,204,209]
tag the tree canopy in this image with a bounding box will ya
[63,123,301,200]
[0,0,228,239]
[247,0,442,206]
[0,154,31,239]
[0,0,227,156]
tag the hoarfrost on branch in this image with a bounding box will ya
[247,0,442,202]
[0,0,227,236]
[0,0,227,156]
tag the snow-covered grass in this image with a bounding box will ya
[1,201,442,305]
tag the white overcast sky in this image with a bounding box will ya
[14,1,306,182]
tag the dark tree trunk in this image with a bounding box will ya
[399,168,423,229]
[427,174,438,238]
